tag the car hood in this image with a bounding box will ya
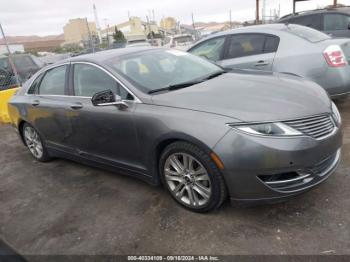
[151,71,331,122]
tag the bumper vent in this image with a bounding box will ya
[258,150,340,193]
[283,114,335,139]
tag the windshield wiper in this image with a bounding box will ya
[148,70,226,95]
[202,70,227,80]
[148,80,203,94]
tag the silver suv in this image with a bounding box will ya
[278,7,350,38]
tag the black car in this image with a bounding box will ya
[278,7,350,38]
[0,54,45,83]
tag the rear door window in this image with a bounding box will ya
[323,13,350,31]
[225,34,279,59]
[38,65,67,95]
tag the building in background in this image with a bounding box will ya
[160,17,177,31]
[101,17,161,44]
[0,44,24,55]
[63,18,98,47]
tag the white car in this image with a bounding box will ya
[163,34,194,50]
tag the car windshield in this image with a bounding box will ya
[282,25,330,42]
[106,49,222,93]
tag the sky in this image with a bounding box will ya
[1,0,350,36]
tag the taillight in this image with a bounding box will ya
[323,45,348,67]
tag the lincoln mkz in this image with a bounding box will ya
[8,47,342,212]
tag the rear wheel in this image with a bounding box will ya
[22,123,50,162]
[159,142,227,212]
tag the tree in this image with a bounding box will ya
[113,27,126,43]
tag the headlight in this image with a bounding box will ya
[228,122,302,137]
[331,102,341,125]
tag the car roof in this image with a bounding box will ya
[194,23,295,42]
[279,6,350,20]
[61,46,161,64]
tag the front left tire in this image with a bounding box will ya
[159,141,227,212]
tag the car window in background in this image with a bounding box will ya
[38,65,66,95]
[0,57,9,70]
[108,49,222,93]
[287,14,321,30]
[13,56,36,71]
[226,34,266,59]
[189,36,225,61]
[164,37,171,45]
[282,25,330,42]
[73,64,129,99]
[324,13,350,31]
[264,35,280,53]
[174,35,193,44]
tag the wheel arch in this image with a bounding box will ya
[17,119,27,145]
[151,132,214,185]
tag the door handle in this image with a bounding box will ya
[31,100,40,106]
[70,103,83,110]
[255,60,269,66]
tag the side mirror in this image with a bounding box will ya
[91,90,128,109]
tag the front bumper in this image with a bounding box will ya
[213,126,342,204]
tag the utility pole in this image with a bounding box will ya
[93,4,102,44]
[191,13,197,40]
[229,10,232,29]
[85,17,94,52]
[104,18,110,47]
[262,0,266,24]
[334,0,337,7]
[146,16,153,40]
[0,23,19,84]
[256,0,260,24]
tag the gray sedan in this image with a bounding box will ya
[8,48,342,212]
[188,24,350,98]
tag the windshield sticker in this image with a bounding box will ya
[166,50,188,56]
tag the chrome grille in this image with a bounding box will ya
[283,114,335,139]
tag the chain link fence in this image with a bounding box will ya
[0,23,21,92]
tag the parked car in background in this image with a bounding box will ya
[163,34,194,50]
[0,54,45,83]
[38,53,71,65]
[8,48,342,212]
[126,41,151,48]
[278,7,350,38]
[188,24,350,98]
[71,47,103,57]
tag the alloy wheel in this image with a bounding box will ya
[24,126,44,159]
[164,153,211,207]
